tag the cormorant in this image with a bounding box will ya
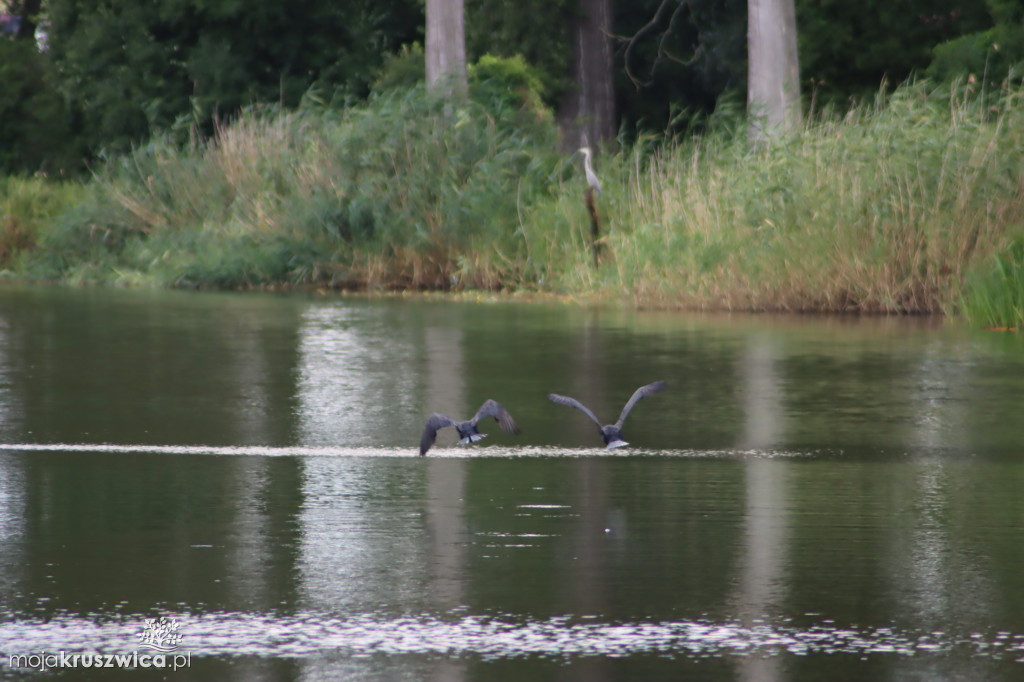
[419,399,521,456]
[548,380,666,448]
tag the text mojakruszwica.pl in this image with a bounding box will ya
[8,650,191,671]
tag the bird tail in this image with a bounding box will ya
[458,433,488,445]
[606,439,629,449]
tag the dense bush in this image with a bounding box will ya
[18,74,566,290]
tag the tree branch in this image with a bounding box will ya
[620,0,698,90]
[654,2,701,69]
[622,0,675,89]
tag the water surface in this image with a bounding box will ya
[1,286,1024,680]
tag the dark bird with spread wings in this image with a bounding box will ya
[419,399,521,456]
[547,380,666,449]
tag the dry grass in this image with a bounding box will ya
[595,81,1024,314]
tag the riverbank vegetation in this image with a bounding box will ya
[2,76,1024,327]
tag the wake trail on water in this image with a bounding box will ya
[0,443,813,458]
[2,610,1023,661]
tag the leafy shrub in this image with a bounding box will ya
[15,84,564,289]
[469,54,549,120]
[372,43,426,94]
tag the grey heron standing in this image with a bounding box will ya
[419,399,521,455]
[548,381,666,448]
[578,147,603,195]
[577,146,605,268]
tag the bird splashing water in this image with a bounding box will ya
[548,381,666,448]
[419,399,521,456]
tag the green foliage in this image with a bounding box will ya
[372,43,426,94]
[9,0,1023,175]
[464,0,573,105]
[961,240,1024,329]
[14,86,565,289]
[377,49,555,122]
[928,23,1024,84]
[316,86,563,288]
[45,0,423,157]
[0,176,86,269]
[0,40,80,174]
[614,0,748,137]
[798,0,992,105]
[8,78,1024,327]
[584,80,1024,315]
[469,54,549,120]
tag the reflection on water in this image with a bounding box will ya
[0,453,25,608]
[734,334,788,682]
[4,609,1024,661]
[2,288,1024,680]
[297,305,421,446]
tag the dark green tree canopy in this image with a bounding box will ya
[46,0,422,155]
[927,0,1024,85]
[798,0,992,105]
[3,0,1019,174]
[613,0,747,137]
[465,0,574,105]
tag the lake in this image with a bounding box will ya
[1,286,1024,681]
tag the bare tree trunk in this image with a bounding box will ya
[425,0,468,99]
[558,0,616,151]
[747,0,801,143]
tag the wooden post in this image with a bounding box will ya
[584,187,602,268]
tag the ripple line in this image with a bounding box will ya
[2,612,1023,662]
[0,443,810,459]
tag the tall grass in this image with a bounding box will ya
[6,78,1024,326]
[960,242,1024,329]
[0,176,86,275]
[592,80,1024,314]
[23,85,567,289]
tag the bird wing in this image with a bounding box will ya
[615,380,667,428]
[420,413,455,455]
[472,399,521,435]
[547,393,603,427]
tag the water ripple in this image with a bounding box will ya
[2,612,1023,662]
[0,443,811,459]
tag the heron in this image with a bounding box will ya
[578,147,603,195]
[548,380,666,448]
[419,399,521,456]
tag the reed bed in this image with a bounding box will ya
[5,79,1024,326]
[590,81,1024,318]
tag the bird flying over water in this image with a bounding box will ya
[419,399,521,456]
[547,380,666,448]
[578,146,603,195]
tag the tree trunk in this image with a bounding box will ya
[425,0,468,99]
[11,0,41,42]
[558,0,616,151]
[747,0,801,143]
